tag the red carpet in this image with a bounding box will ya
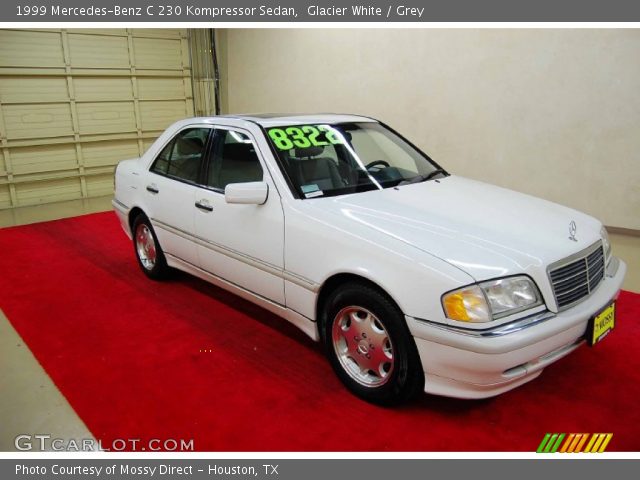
[0,212,639,451]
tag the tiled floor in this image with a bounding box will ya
[0,310,95,451]
[0,197,113,451]
[0,196,638,451]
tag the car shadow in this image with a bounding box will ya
[171,270,496,413]
[173,269,320,351]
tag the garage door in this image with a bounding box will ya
[0,29,194,209]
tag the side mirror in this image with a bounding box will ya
[224,182,268,205]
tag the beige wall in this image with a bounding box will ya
[224,29,640,230]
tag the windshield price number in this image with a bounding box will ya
[268,126,344,150]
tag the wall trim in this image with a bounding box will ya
[606,226,640,237]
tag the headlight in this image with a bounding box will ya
[601,226,612,264]
[480,277,542,318]
[441,285,490,323]
[442,276,542,323]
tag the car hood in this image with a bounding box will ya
[313,175,602,282]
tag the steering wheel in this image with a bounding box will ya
[365,160,390,170]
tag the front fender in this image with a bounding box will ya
[283,203,473,322]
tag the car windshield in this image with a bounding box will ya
[265,122,446,199]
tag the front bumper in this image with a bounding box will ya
[406,257,627,399]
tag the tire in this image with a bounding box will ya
[132,213,170,280]
[322,282,424,405]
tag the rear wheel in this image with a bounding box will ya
[322,282,424,405]
[132,214,170,280]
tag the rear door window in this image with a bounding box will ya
[150,128,211,184]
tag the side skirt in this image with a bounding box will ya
[165,253,320,342]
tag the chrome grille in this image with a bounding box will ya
[549,242,605,309]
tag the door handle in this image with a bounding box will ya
[146,184,159,194]
[195,200,213,212]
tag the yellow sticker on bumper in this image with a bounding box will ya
[591,302,615,345]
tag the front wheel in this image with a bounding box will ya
[323,282,424,405]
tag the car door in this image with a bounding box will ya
[194,126,285,305]
[144,126,212,266]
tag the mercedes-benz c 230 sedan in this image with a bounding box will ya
[113,114,626,404]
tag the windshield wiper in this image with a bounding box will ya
[397,168,447,186]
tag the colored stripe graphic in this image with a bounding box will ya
[537,433,612,453]
[591,434,606,452]
[575,433,589,452]
[544,433,559,453]
[536,433,551,453]
[559,433,575,453]
[537,433,565,453]
[568,433,584,453]
[598,434,613,452]
[550,433,565,452]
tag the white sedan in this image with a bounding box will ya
[113,114,626,404]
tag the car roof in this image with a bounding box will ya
[219,113,378,127]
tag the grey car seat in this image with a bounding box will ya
[291,146,343,191]
[169,135,204,182]
[215,142,263,188]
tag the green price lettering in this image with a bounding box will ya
[285,127,312,148]
[268,128,294,150]
[267,126,345,151]
[302,125,328,146]
[318,125,343,145]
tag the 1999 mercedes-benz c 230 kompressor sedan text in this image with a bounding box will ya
[113,114,626,404]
